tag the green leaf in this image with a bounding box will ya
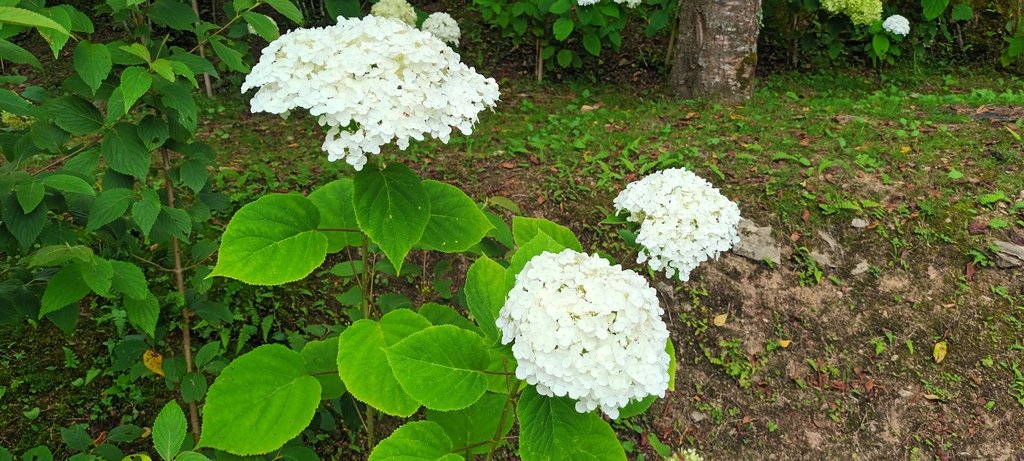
[120,43,152,63]
[353,163,430,275]
[302,337,346,400]
[583,32,601,56]
[40,174,95,196]
[110,260,149,300]
[39,264,90,318]
[505,232,567,289]
[512,217,581,251]
[552,18,574,41]
[418,303,478,332]
[119,66,152,113]
[210,194,328,285]
[368,421,462,461]
[243,12,279,41]
[308,179,361,252]
[209,37,249,74]
[950,3,972,20]
[15,180,45,213]
[418,180,493,253]
[464,256,507,341]
[181,372,208,403]
[922,0,949,20]
[872,33,889,56]
[548,0,572,14]
[87,188,133,231]
[73,41,112,94]
[178,158,207,193]
[387,325,489,411]
[0,7,70,34]
[153,400,187,461]
[2,194,46,249]
[38,5,72,58]
[264,0,304,24]
[52,96,104,135]
[137,115,169,150]
[24,245,94,267]
[151,58,176,82]
[199,344,321,455]
[517,387,626,461]
[427,392,513,455]
[0,38,40,69]
[556,49,573,67]
[132,189,161,239]
[78,256,114,296]
[337,309,431,416]
[175,452,210,461]
[325,0,361,18]
[124,291,159,336]
[102,122,151,179]
[149,0,198,30]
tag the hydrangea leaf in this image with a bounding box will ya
[426,392,514,455]
[199,344,321,455]
[368,421,463,461]
[511,217,581,251]
[307,178,361,252]
[209,193,328,285]
[464,256,507,341]
[517,387,626,461]
[504,232,567,290]
[301,337,346,400]
[386,325,489,411]
[353,163,429,275]
[152,401,187,461]
[337,309,430,416]
[417,180,493,253]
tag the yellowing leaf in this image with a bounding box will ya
[779,339,792,348]
[933,341,947,364]
[923,393,943,401]
[900,146,911,154]
[713,314,728,327]
[143,349,164,376]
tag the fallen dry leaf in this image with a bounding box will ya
[779,339,792,348]
[933,341,948,364]
[713,314,728,327]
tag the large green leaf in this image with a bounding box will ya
[463,256,507,342]
[517,388,626,461]
[124,291,159,336]
[264,0,304,24]
[552,18,574,41]
[325,0,361,18]
[243,12,279,41]
[505,232,567,289]
[77,256,113,296]
[209,194,328,285]
[337,309,430,417]
[40,174,95,196]
[101,123,150,179]
[353,163,429,275]
[418,180,493,253]
[209,37,249,74]
[73,41,111,94]
[307,178,361,252]
[110,260,148,300]
[132,188,161,239]
[39,264,90,317]
[199,344,321,455]
[387,325,489,411]
[0,38,40,69]
[149,0,198,30]
[0,6,70,33]
[872,33,889,56]
[368,421,463,461]
[427,392,514,455]
[86,188,133,231]
[511,217,581,251]
[922,0,949,20]
[52,96,104,135]
[153,401,187,461]
[2,194,46,250]
[301,337,346,400]
[15,180,44,213]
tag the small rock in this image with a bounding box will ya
[993,240,1024,268]
[851,261,871,275]
[809,251,835,268]
[689,411,706,423]
[851,218,869,229]
[732,219,782,264]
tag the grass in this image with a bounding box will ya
[3,66,1024,459]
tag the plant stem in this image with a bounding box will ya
[189,0,214,97]
[358,233,377,448]
[485,358,518,461]
[162,149,201,443]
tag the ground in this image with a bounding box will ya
[2,68,1023,460]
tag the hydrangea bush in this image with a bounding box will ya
[188,13,738,461]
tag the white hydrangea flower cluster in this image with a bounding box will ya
[882,14,911,37]
[421,12,460,45]
[240,16,500,170]
[370,0,416,26]
[673,448,705,461]
[496,249,670,419]
[577,0,641,7]
[613,168,741,281]
[821,0,883,25]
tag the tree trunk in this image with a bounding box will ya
[670,0,762,104]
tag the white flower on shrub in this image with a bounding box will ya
[882,14,911,37]
[370,0,417,26]
[613,167,741,281]
[576,0,641,7]
[673,448,705,461]
[421,12,460,45]
[496,249,670,419]
[240,16,500,170]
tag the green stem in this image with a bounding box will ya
[318,227,363,233]
[358,233,377,448]
[485,358,519,461]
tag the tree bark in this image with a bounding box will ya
[670,0,762,104]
